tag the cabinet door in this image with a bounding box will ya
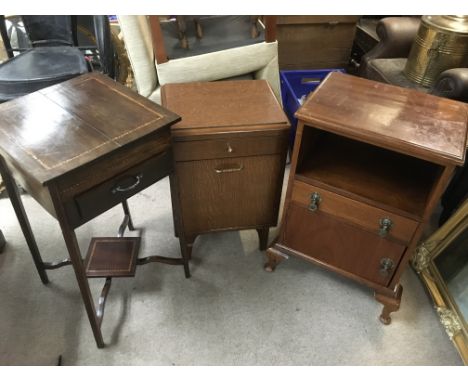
[176,154,284,234]
[283,203,406,287]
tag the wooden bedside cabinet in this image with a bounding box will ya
[161,80,290,259]
[266,72,468,324]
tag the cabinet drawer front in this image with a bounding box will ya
[291,181,418,244]
[176,154,284,234]
[66,150,172,227]
[283,203,405,286]
[173,134,287,162]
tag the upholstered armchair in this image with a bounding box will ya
[359,16,468,224]
[117,15,281,104]
[359,17,468,102]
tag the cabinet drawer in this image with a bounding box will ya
[291,180,418,244]
[173,134,287,162]
[176,154,284,234]
[283,203,405,286]
[66,150,172,227]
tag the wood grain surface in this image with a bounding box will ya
[296,72,468,166]
[0,72,180,185]
[162,80,289,135]
[295,130,442,218]
[291,180,419,244]
[176,154,284,234]
[283,203,405,287]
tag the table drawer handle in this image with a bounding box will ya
[309,192,322,212]
[379,257,395,276]
[378,217,393,237]
[214,165,244,173]
[111,174,143,194]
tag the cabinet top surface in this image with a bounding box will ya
[0,73,180,185]
[296,72,468,165]
[161,80,289,138]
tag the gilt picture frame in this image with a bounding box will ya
[412,198,468,365]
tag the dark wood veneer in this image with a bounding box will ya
[0,73,185,348]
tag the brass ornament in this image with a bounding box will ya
[411,241,437,273]
[404,15,468,87]
[437,307,463,340]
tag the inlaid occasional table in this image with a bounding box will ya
[0,73,187,348]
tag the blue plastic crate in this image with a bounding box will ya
[280,69,345,147]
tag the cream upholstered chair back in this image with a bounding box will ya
[117,15,158,100]
[117,16,281,104]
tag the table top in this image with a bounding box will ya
[0,73,180,185]
[296,72,468,166]
[161,80,289,138]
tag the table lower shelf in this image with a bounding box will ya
[84,237,140,278]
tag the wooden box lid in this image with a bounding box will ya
[161,80,289,139]
[296,72,468,166]
[0,73,180,185]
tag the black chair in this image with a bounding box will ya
[0,15,114,251]
[0,15,114,102]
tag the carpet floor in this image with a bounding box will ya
[0,174,462,365]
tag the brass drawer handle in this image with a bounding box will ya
[226,142,233,153]
[379,257,395,276]
[309,192,322,211]
[111,174,143,194]
[379,217,393,237]
[215,165,244,173]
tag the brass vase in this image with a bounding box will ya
[404,15,468,87]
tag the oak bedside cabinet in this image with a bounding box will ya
[161,80,290,260]
[265,72,468,324]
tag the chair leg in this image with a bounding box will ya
[0,229,5,253]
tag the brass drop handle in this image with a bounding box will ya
[309,192,322,212]
[379,218,393,237]
[379,257,395,276]
[226,142,233,153]
[111,174,143,194]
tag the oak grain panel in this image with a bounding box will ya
[176,154,283,234]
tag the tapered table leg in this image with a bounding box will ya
[0,157,49,284]
[49,182,105,348]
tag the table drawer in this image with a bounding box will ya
[291,180,418,244]
[283,203,406,287]
[66,150,172,227]
[173,133,287,162]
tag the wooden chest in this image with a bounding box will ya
[266,72,468,324]
[276,16,360,70]
[161,80,290,259]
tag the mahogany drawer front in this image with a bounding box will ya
[283,203,406,287]
[64,150,172,228]
[291,180,418,244]
[173,133,288,162]
[176,154,284,234]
